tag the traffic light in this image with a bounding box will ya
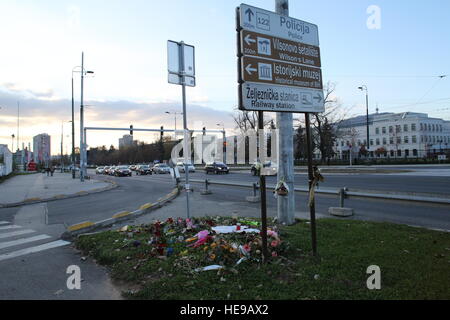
[203,127,206,136]
[130,125,133,136]
[160,126,164,140]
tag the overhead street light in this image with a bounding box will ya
[358,85,370,155]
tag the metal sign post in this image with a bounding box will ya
[258,111,269,262]
[168,40,196,219]
[305,112,317,256]
[237,1,323,257]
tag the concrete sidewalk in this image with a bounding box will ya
[0,172,113,207]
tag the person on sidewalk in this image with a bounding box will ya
[46,167,50,176]
[50,166,54,177]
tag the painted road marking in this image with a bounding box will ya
[0,221,10,225]
[0,240,70,262]
[0,225,22,231]
[0,234,51,250]
[0,229,35,240]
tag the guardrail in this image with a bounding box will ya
[187,178,450,206]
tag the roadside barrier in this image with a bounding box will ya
[190,178,450,206]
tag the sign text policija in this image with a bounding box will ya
[237,3,324,113]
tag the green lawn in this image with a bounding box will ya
[75,218,450,300]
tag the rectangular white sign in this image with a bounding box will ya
[241,82,324,113]
[167,40,196,87]
[239,4,319,46]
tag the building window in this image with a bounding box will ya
[440,124,443,132]
[382,127,386,134]
[370,139,374,146]
[389,126,393,133]
[376,138,380,145]
[383,138,387,145]
[428,124,431,131]
[396,125,401,133]
[404,124,408,132]
[396,137,401,144]
[357,140,361,146]
[404,136,409,144]
[420,123,423,131]
[397,150,402,157]
[390,137,394,144]
[405,149,410,157]
[432,124,435,131]
[411,124,416,131]
[412,136,417,143]
[413,149,418,156]
[375,127,380,135]
[390,150,394,157]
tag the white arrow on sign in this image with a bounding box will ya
[245,64,257,75]
[244,34,256,45]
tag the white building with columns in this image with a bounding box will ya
[334,112,450,160]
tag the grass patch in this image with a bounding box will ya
[75,218,450,300]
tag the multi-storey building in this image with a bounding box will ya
[33,133,51,165]
[118,134,135,149]
[334,112,450,159]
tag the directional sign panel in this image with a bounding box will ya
[239,4,319,46]
[241,56,323,90]
[240,82,324,113]
[237,4,324,113]
[240,30,321,68]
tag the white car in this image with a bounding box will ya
[152,163,171,174]
[95,166,105,174]
[176,162,195,173]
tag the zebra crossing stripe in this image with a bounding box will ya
[0,240,70,262]
[0,229,35,240]
[0,234,52,250]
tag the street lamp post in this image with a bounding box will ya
[165,111,183,139]
[358,85,370,157]
[217,123,226,163]
[75,52,94,182]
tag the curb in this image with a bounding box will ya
[0,179,118,208]
[61,186,181,240]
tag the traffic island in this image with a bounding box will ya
[74,217,450,300]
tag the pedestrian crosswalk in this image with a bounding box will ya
[0,221,70,262]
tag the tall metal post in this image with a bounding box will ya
[305,113,317,256]
[180,42,191,219]
[275,0,295,225]
[61,121,64,172]
[80,52,85,182]
[71,76,76,179]
[258,111,268,262]
[365,89,369,154]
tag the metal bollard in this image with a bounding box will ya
[339,188,345,208]
[201,179,212,195]
[246,182,260,202]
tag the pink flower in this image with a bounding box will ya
[271,240,279,247]
[267,230,278,238]
[272,251,278,257]
[243,244,251,252]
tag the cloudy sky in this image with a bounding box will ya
[0,0,449,155]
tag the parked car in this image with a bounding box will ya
[176,162,195,173]
[205,162,229,174]
[114,165,132,177]
[108,166,117,176]
[95,166,105,174]
[152,163,171,174]
[136,165,153,175]
[129,165,137,171]
[250,161,277,176]
[103,166,111,174]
